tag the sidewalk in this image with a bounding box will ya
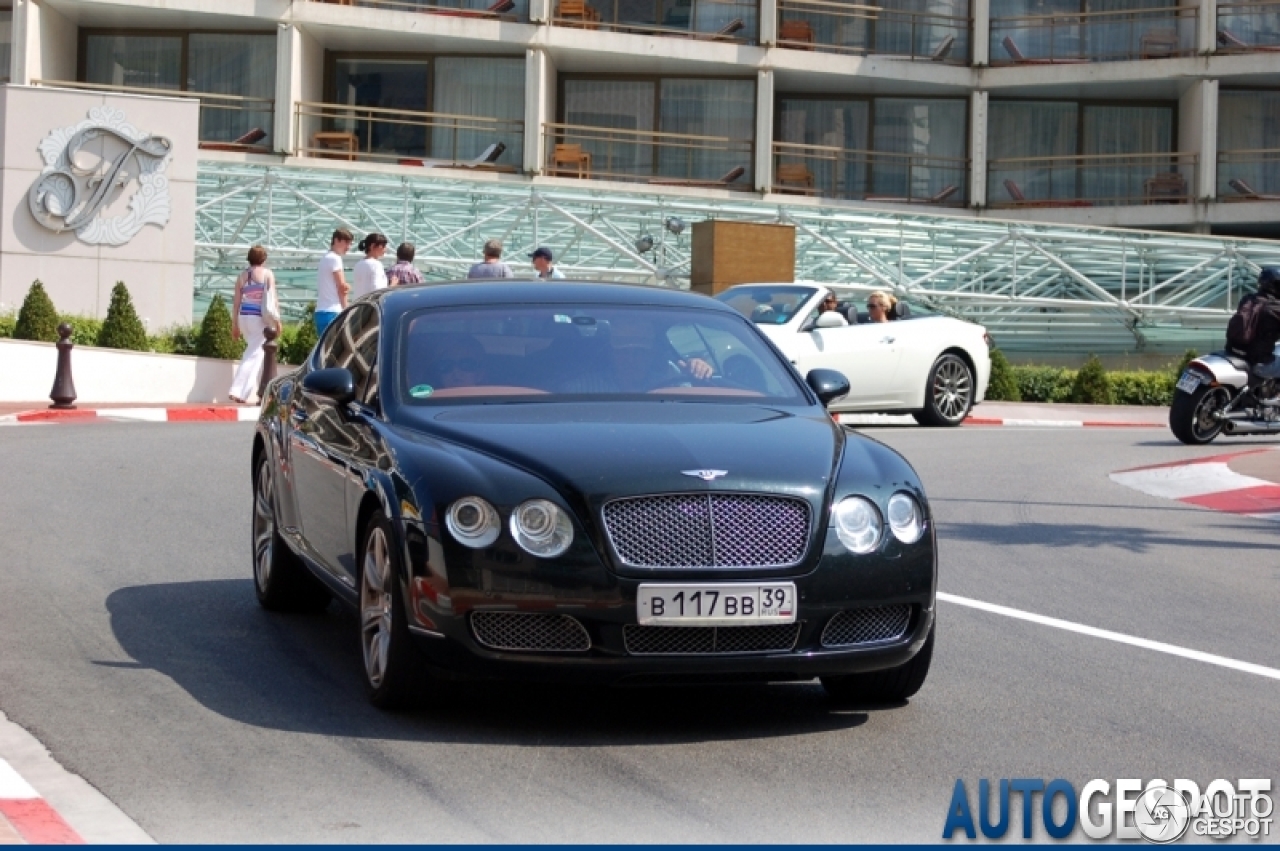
[967,401,1169,427]
[0,402,259,423]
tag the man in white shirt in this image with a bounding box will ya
[316,228,353,333]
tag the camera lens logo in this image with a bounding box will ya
[1135,784,1191,843]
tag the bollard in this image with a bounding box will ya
[49,323,78,410]
[258,324,279,401]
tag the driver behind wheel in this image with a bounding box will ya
[606,317,715,392]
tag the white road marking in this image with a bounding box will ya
[0,758,38,799]
[1109,462,1271,500]
[938,592,1280,682]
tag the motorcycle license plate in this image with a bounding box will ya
[1176,371,1202,393]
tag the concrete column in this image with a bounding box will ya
[1179,79,1218,200]
[276,24,322,155]
[10,0,32,85]
[971,0,990,66]
[11,0,75,86]
[759,0,777,46]
[529,0,550,23]
[524,48,554,175]
[754,69,774,193]
[1197,0,1217,54]
[969,89,988,207]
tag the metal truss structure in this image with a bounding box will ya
[196,160,1280,353]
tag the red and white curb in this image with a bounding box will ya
[1110,450,1280,520]
[0,759,82,844]
[835,413,1163,428]
[0,406,260,425]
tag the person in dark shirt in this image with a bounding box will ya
[1236,267,1280,381]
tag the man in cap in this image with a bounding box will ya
[530,246,565,280]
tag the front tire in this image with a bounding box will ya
[914,353,974,427]
[252,453,331,612]
[820,625,934,705]
[1169,384,1229,445]
[360,511,431,710]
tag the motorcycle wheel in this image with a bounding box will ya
[1169,384,1230,445]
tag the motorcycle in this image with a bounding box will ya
[1170,347,1280,445]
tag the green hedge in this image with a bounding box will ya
[987,349,1188,406]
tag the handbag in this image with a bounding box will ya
[261,271,282,329]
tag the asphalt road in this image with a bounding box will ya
[0,423,1277,842]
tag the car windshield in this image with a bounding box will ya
[715,286,817,325]
[399,305,806,403]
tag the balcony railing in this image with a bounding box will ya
[550,0,758,42]
[1217,1,1280,51]
[1218,149,1280,201]
[543,123,754,189]
[987,151,1197,208]
[307,0,529,21]
[776,0,969,63]
[773,141,968,204]
[990,4,1196,64]
[296,101,524,171]
[35,79,275,151]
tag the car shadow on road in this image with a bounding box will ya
[104,579,871,744]
[939,520,1280,553]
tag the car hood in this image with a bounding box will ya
[397,402,841,504]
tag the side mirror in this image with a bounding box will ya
[302,368,356,406]
[806,368,850,406]
[814,311,848,329]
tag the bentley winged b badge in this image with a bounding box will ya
[681,469,728,481]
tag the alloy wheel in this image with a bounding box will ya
[931,357,973,421]
[1192,388,1229,441]
[253,462,275,591]
[361,527,394,689]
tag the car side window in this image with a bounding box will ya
[316,304,380,408]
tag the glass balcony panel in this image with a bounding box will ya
[308,0,530,22]
[563,80,656,179]
[0,10,11,84]
[189,34,277,147]
[776,0,969,60]
[657,79,754,181]
[431,58,525,167]
[1218,90,1280,200]
[1217,1,1280,50]
[988,100,1077,201]
[553,0,758,41]
[85,34,183,91]
[990,0,1195,62]
[778,98,871,197]
[332,60,431,157]
[299,101,524,167]
[773,143,966,203]
[1081,103,1171,200]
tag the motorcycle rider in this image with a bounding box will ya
[1233,267,1280,385]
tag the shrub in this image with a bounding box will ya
[14,281,59,342]
[1110,371,1175,406]
[97,282,149,351]
[0,309,16,339]
[196,295,243,360]
[1071,354,1113,404]
[58,313,104,346]
[279,303,318,366]
[985,348,1021,402]
[149,323,200,356]
[1174,349,1199,376]
[1012,365,1075,403]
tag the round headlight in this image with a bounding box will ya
[887,492,925,544]
[885,491,926,545]
[510,499,574,558]
[445,496,500,548]
[832,496,882,554]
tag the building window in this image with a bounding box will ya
[1218,90,1280,200]
[555,76,755,185]
[82,32,277,148]
[776,0,969,63]
[988,100,1182,206]
[775,97,967,203]
[0,8,12,84]
[990,0,1194,63]
[324,55,524,166]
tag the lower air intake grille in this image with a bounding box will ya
[623,623,801,655]
[471,611,591,652]
[820,606,912,647]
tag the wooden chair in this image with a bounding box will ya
[311,131,359,161]
[550,143,592,177]
[774,162,816,194]
[1144,172,1187,204]
[778,19,815,48]
[557,0,600,27]
[1139,28,1179,59]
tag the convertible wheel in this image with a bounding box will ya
[1169,384,1229,445]
[820,625,934,705]
[252,454,330,612]
[360,511,430,710]
[913,354,973,427]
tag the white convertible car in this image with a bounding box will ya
[716,284,992,426]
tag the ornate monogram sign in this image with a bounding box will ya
[28,106,173,246]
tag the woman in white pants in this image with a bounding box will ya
[229,245,279,403]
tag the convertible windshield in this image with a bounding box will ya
[715,286,817,325]
[400,305,805,403]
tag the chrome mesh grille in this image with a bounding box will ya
[603,494,810,569]
[471,612,591,652]
[820,606,912,647]
[623,623,801,655]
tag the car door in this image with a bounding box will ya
[786,321,903,408]
[288,304,379,588]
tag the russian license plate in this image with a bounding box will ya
[1176,370,1202,393]
[637,583,796,626]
